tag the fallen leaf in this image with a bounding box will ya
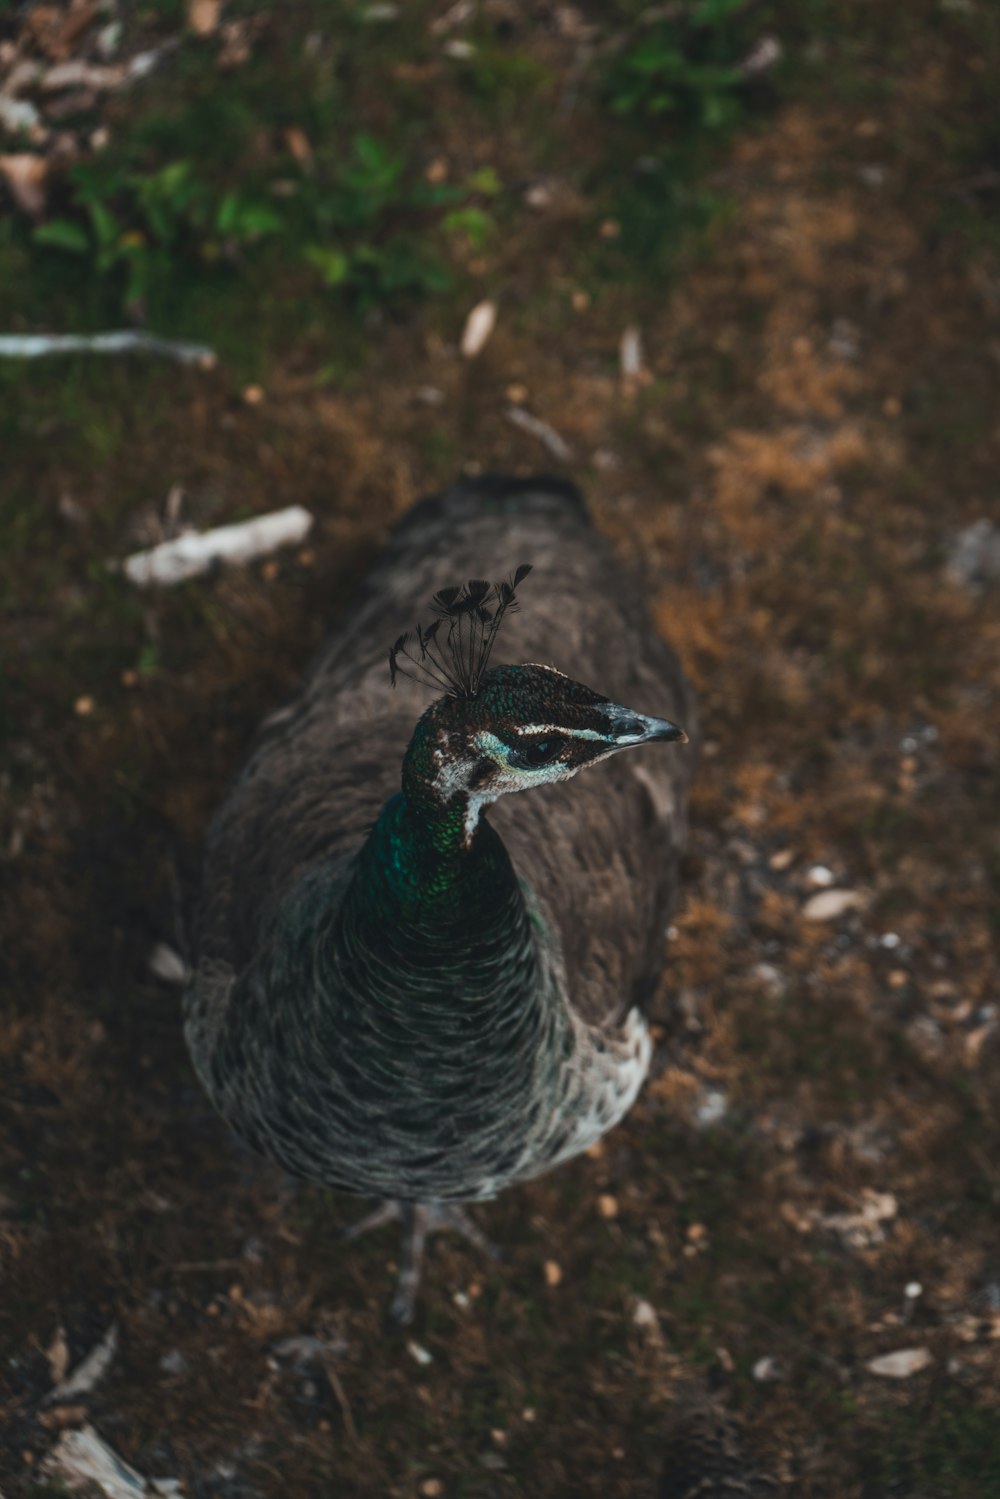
[460,299,497,358]
[802,888,864,921]
[45,1327,70,1386]
[866,1347,932,1379]
[0,153,48,216]
[187,0,221,35]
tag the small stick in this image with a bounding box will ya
[320,1354,360,1446]
[0,331,216,367]
[505,405,574,462]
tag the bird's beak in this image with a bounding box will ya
[607,706,688,746]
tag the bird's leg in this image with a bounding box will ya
[337,1199,402,1242]
[339,1199,502,1325]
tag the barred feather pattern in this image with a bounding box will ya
[185,476,695,1206]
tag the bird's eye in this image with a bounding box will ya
[510,736,567,769]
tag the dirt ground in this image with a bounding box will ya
[2,3,999,1496]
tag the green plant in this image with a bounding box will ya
[606,0,751,130]
[35,156,285,309]
[30,131,478,315]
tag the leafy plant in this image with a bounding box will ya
[605,0,751,130]
[31,131,479,315]
[34,157,286,309]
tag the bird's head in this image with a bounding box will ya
[391,559,688,850]
[403,661,686,837]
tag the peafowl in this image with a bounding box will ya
[185,475,696,1323]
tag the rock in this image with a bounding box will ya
[946,519,1000,590]
[694,1089,728,1127]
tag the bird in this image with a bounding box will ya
[184,473,696,1323]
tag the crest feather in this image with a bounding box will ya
[387,565,533,698]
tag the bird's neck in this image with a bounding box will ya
[344,791,522,938]
[335,717,541,1007]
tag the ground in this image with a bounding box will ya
[1,2,999,1496]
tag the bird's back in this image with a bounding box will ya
[190,475,695,1052]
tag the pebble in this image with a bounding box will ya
[694,1089,727,1127]
[866,1347,932,1379]
[805,864,835,889]
[407,1340,433,1366]
[74,695,96,716]
[752,1356,780,1382]
[769,848,795,871]
[544,1260,562,1287]
[946,518,1000,589]
[752,962,784,997]
[419,1480,444,1498]
[597,1194,619,1220]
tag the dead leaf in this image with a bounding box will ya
[0,153,48,216]
[866,1347,932,1379]
[460,299,497,358]
[802,888,864,921]
[46,1327,70,1386]
[187,0,221,35]
[284,126,311,163]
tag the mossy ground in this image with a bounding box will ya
[2,3,1000,1495]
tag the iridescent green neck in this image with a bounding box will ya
[347,791,509,923]
[343,694,519,937]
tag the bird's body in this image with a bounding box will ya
[185,475,695,1315]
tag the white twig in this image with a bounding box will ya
[122,505,314,587]
[42,1424,181,1497]
[505,405,574,463]
[0,331,216,366]
[42,1325,118,1406]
